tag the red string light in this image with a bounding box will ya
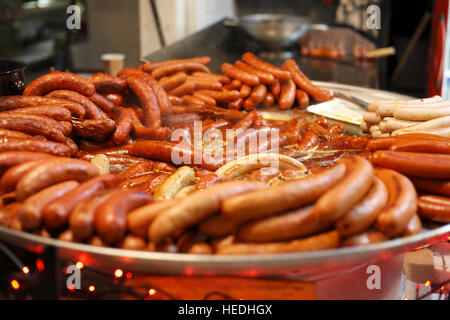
[10,280,20,290]
[88,285,95,292]
[35,259,45,272]
[440,286,445,292]
[148,288,156,296]
[125,272,133,279]
[114,269,123,278]
[22,266,30,274]
[424,280,431,287]
[76,261,84,269]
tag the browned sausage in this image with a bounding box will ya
[94,189,153,243]
[42,174,119,229]
[18,180,79,230]
[46,90,105,119]
[15,158,99,201]
[23,71,95,97]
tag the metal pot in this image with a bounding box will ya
[224,14,312,49]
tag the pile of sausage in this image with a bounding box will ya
[367,133,450,224]
[362,96,450,138]
[0,53,448,255]
[140,52,332,110]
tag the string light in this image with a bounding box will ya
[440,286,445,292]
[148,288,156,296]
[114,269,123,278]
[125,272,133,279]
[10,280,20,290]
[22,266,30,274]
[35,259,45,272]
[424,280,431,287]
[88,285,95,292]
[76,261,84,269]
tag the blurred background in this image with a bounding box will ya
[0,0,448,98]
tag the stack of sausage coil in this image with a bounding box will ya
[367,133,450,223]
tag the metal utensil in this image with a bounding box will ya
[224,14,312,49]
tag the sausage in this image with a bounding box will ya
[0,128,36,140]
[239,84,252,99]
[410,177,450,197]
[152,166,195,201]
[23,71,95,97]
[186,242,213,254]
[335,177,388,236]
[262,92,275,107]
[193,92,217,105]
[195,173,221,190]
[243,85,267,111]
[168,95,184,106]
[0,158,56,194]
[194,90,241,104]
[46,90,105,120]
[186,76,222,90]
[0,151,57,176]
[342,230,388,247]
[69,191,113,240]
[203,120,231,133]
[71,118,116,142]
[312,157,374,225]
[296,89,310,108]
[318,136,368,151]
[89,92,115,112]
[128,109,171,141]
[217,230,340,255]
[296,130,319,150]
[117,160,175,182]
[237,205,323,242]
[127,70,173,115]
[126,75,161,128]
[117,234,147,251]
[185,104,245,122]
[221,162,346,223]
[94,189,153,243]
[190,72,231,85]
[198,214,239,237]
[89,73,127,93]
[0,114,66,142]
[15,158,99,201]
[234,60,275,85]
[242,52,291,81]
[228,98,244,110]
[221,63,260,86]
[375,168,417,236]
[158,72,187,91]
[181,95,205,106]
[282,59,332,102]
[149,181,266,243]
[102,93,123,106]
[371,151,450,179]
[389,140,450,154]
[0,95,86,118]
[141,56,211,73]
[270,80,281,97]
[130,140,224,172]
[248,167,280,183]
[278,79,296,109]
[0,106,72,122]
[417,194,450,223]
[232,110,258,131]
[42,174,120,229]
[169,81,196,97]
[223,80,242,90]
[112,108,133,145]
[18,180,79,231]
[0,202,21,227]
[151,62,210,79]
[328,123,345,136]
[402,214,422,236]
[0,137,73,157]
